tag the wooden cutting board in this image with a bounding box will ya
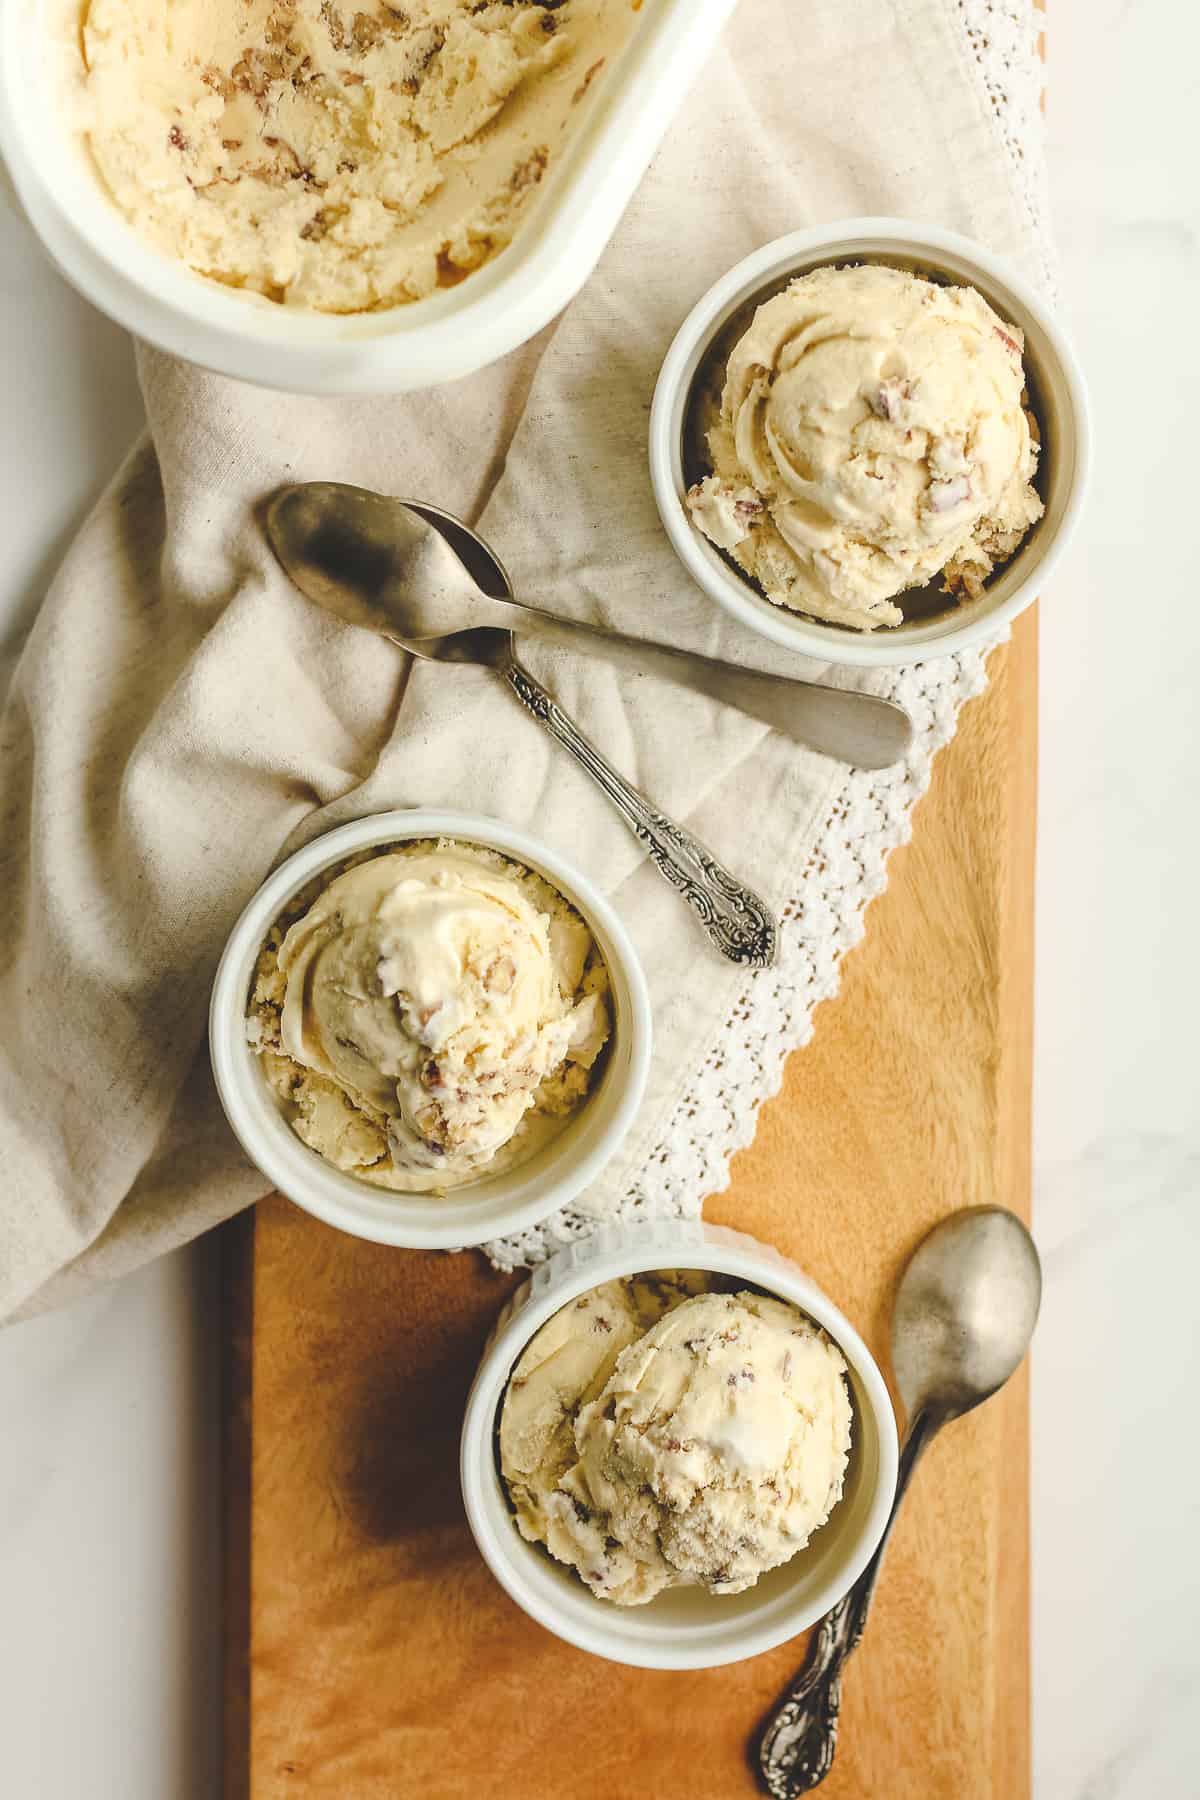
[223,613,1035,1800]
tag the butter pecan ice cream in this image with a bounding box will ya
[686,262,1044,630]
[500,1274,852,1605]
[78,0,643,311]
[246,840,611,1192]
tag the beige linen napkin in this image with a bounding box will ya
[0,0,1050,1321]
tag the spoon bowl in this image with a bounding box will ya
[891,1205,1042,1423]
[265,484,500,639]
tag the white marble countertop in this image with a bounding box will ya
[1,3,1197,1793]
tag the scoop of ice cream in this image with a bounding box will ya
[500,1272,716,1578]
[500,1278,853,1606]
[686,263,1044,630]
[251,842,609,1189]
[79,0,642,312]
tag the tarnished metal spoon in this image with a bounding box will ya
[758,1206,1042,1795]
[265,482,914,771]
[266,493,778,967]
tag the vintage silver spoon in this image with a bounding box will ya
[266,482,913,771]
[758,1205,1042,1796]
[266,494,778,967]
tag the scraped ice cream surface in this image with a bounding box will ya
[245,839,611,1192]
[78,0,643,311]
[685,263,1044,631]
[499,1273,853,1605]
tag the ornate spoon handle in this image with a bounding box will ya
[502,651,777,967]
[758,1413,936,1795]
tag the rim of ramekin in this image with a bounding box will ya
[208,809,651,1249]
[0,0,738,394]
[460,1216,899,1668]
[649,217,1091,668]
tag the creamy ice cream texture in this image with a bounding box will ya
[500,1274,853,1605]
[246,840,611,1192]
[79,0,643,312]
[686,263,1044,631]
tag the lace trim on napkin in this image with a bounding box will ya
[487,0,1050,1270]
[954,0,1055,290]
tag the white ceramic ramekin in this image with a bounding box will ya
[461,1217,899,1669]
[209,809,650,1249]
[0,0,736,394]
[649,219,1091,668]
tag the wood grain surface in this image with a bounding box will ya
[223,611,1036,1800]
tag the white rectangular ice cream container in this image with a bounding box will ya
[0,0,738,393]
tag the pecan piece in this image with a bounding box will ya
[414,1102,447,1146]
[485,955,516,995]
[230,46,288,106]
[573,57,605,103]
[511,147,548,193]
[400,24,445,94]
[202,65,236,102]
[926,476,972,513]
[869,376,912,422]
